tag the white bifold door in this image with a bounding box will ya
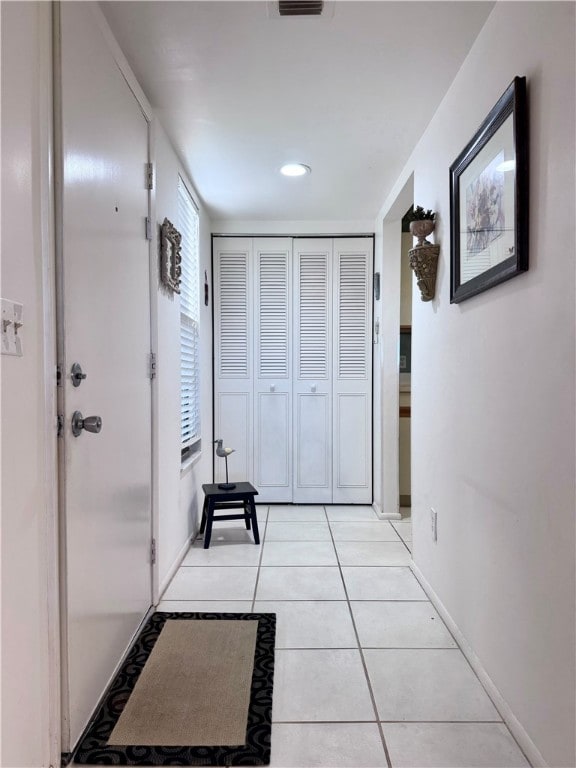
[213,236,373,504]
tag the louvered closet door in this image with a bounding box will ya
[213,238,253,484]
[254,239,293,502]
[293,239,333,503]
[333,238,373,503]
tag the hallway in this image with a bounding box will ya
[2,3,575,766]
[158,507,529,768]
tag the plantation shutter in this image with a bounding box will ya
[178,176,201,454]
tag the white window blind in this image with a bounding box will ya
[178,176,200,455]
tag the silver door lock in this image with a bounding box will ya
[71,411,102,437]
[71,362,87,387]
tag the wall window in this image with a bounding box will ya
[178,175,201,459]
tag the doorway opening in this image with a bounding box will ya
[399,210,413,517]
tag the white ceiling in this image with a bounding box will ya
[101,1,494,223]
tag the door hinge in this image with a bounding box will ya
[150,537,156,565]
[145,216,153,241]
[56,364,63,386]
[145,162,154,190]
[149,351,157,379]
[57,414,64,437]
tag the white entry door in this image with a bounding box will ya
[58,4,152,750]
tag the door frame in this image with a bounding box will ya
[48,2,160,760]
[372,174,414,519]
[37,4,60,765]
[211,233,375,504]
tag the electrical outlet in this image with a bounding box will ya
[431,508,438,542]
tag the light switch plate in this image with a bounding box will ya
[1,298,24,356]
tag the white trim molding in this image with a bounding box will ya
[372,502,402,520]
[411,562,548,768]
[157,535,194,603]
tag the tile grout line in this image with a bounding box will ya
[400,522,531,763]
[180,563,421,568]
[161,597,431,602]
[270,719,507,724]
[268,645,458,651]
[174,509,527,766]
[251,506,269,612]
[181,564,413,568]
[326,507,394,768]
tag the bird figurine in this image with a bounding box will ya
[214,438,236,490]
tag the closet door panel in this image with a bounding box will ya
[333,238,373,504]
[254,238,292,501]
[293,239,333,503]
[216,392,252,481]
[335,392,370,492]
[295,392,331,491]
[213,237,253,485]
[256,392,291,490]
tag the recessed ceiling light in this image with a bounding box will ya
[280,163,311,177]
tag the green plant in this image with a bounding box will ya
[406,205,436,222]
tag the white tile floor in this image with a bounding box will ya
[159,505,530,768]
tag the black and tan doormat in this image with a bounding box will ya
[73,612,276,766]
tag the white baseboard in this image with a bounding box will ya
[411,562,547,768]
[157,534,194,602]
[373,502,402,520]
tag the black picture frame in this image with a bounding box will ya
[450,76,528,303]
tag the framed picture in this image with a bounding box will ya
[450,76,528,303]
[160,217,182,294]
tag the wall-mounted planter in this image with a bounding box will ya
[409,219,439,302]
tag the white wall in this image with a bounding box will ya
[399,233,413,327]
[378,4,575,766]
[211,219,374,235]
[153,121,213,595]
[0,3,56,766]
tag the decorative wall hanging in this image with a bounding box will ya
[450,76,528,303]
[160,217,182,294]
[408,206,439,302]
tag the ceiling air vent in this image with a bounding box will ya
[278,1,324,16]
